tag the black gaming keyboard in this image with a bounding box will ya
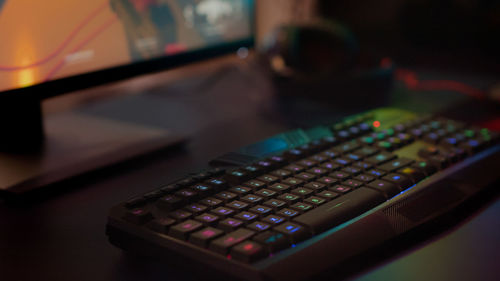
[106,108,500,281]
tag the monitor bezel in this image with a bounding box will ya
[0,1,255,102]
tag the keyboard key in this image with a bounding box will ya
[320,162,340,171]
[283,164,305,174]
[304,196,326,206]
[270,169,293,179]
[418,146,439,158]
[124,196,146,209]
[295,172,317,182]
[367,169,387,178]
[353,161,373,170]
[355,174,375,183]
[274,222,311,243]
[291,187,314,198]
[226,200,249,211]
[255,188,277,198]
[411,161,437,176]
[258,174,280,185]
[330,171,351,180]
[262,214,285,225]
[241,194,264,205]
[210,229,255,254]
[252,231,290,253]
[195,213,220,226]
[317,176,339,186]
[353,145,380,158]
[333,140,360,153]
[268,183,291,194]
[268,155,288,167]
[229,186,252,196]
[191,184,214,197]
[293,187,385,234]
[309,154,329,163]
[157,195,184,211]
[169,210,192,221]
[397,167,425,183]
[215,191,238,202]
[231,241,267,263]
[184,203,208,214]
[199,197,223,209]
[249,205,273,217]
[256,160,276,171]
[189,227,224,248]
[297,159,318,168]
[382,173,413,190]
[244,180,267,190]
[341,166,362,175]
[169,220,203,240]
[219,218,244,232]
[277,193,301,204]
[377,158,414,172]
[342,179,363,189]
[281,177,304,188]
[365,152,396,165]
[147,217,176,233]
[317,190,340,200]
[290,202,313,213]
[304,181,327,192]
[263,199,287,210]
[277,208,300,219]
[334,158,352,166]
[175,189,198,201]
[211,207,235,218]
[225,170,250,184]
[329,185,352,194]
[307,167,329,176]
[234,212,259,223]
[366,180,400,198]
[247,221,271,232]
[206,178,228,190]
[283,148,306,160]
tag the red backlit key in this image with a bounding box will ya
[209,229,255,254]
[231,241,267,263]
[189,227,224,248]
[169,220,203,240]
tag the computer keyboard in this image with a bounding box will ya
[106,108,500,281]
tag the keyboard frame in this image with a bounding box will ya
[107,109,500,281]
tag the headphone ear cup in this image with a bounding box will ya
[260,21,394,107]
[262,21,359,79]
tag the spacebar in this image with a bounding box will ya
[293,187,386,234]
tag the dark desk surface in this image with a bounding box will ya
[1,58,499,281]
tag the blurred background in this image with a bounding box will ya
[257,0,500,74]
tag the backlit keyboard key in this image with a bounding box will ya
[169,220,203,240]
[210,229,255,254]
[252,231,290,253]
[366,180,400,198]
[189,227,224,248]
[274,222,310,243]
[231,241,267,263]
[219,218,244,232]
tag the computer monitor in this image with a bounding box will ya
[0,0,254,194]
[0,0,254,148]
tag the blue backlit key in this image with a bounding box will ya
[274,222,310,243]
[252,231,290,253]
[247,221,271,232]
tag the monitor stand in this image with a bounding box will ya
[0,96,186,196]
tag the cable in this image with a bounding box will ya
[393,65,487,100]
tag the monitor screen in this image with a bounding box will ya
[0,0,253,93]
